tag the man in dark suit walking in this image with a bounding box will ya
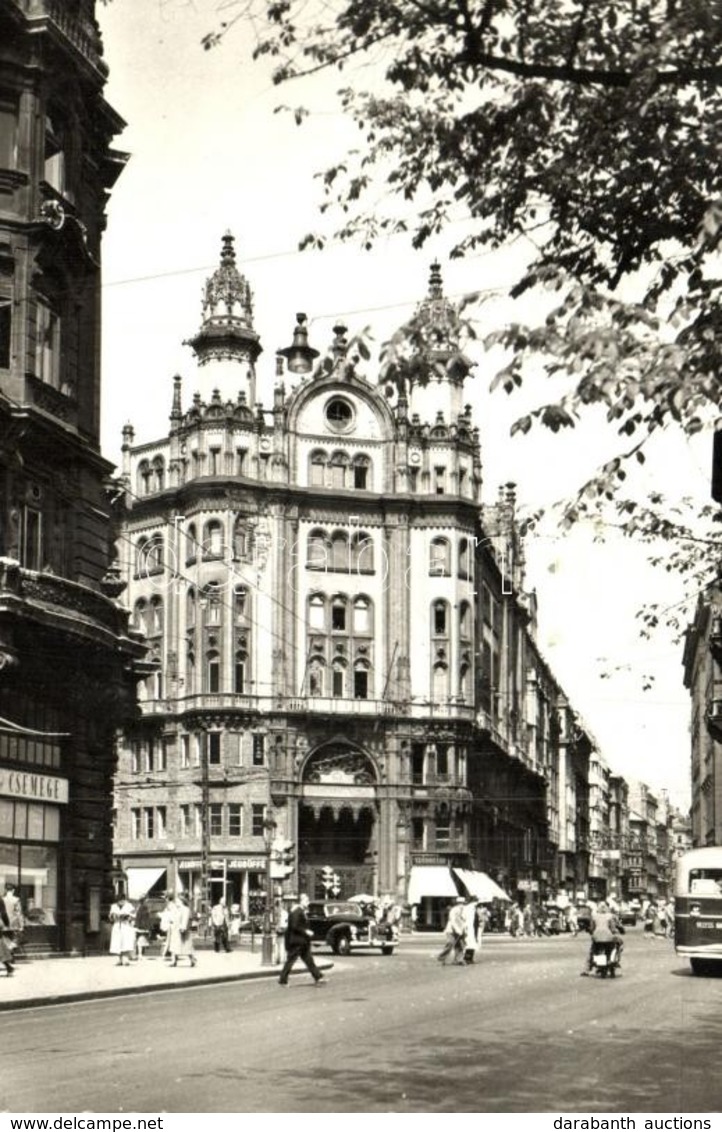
[278,893,326,986]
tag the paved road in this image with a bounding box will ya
[5,930,722,1113]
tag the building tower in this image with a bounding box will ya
[185,232,262,406]
[0,1,144,952]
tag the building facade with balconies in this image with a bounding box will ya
[0,1,144,952]
[683,594,722,846]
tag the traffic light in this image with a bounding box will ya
[280,840,295,879]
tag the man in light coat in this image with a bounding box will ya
[436,897,467,966]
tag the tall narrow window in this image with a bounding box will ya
[209,803,223,837]
[308,594,325,631]
[429,537,451,576]
[207,651,220,693]
[35,299,60,388]
[229,804,242,837]
[307,529,328,570]
[44,114,65,194]
[186,523,197,564]
[354,667,369,700]
[234,586,247,621]
[208,732,221,765]
[330,452,348,489]
[433,601,448,635]
[411,744,425,785]
[234,656,246,694]
[353,455,371,490]
[252,734,265,766]
[180,735,190,769]
[204,520,223,559]
[309,450,326,486]
[0,298,11,369]
[21,508,42,570]
[458,538,470,579]
[152,456,165,492]
[331,532,349,572]
[252,804,266,837]
[332,664,345,698]
[0,101,18,169]
[331,597,347,631]
[351,533,374,574]
[434,466,446,495]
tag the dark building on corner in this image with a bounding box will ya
[0,0,144,952]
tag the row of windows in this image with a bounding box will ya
[135,527,478,584]
[308,593,373,634]
[430,536,473,579]
[130,802,267,840]
[309,450,372,490]
[128,733,265,773]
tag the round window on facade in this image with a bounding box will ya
[325,397,354,433]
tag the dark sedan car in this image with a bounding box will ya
[306,901,397,956]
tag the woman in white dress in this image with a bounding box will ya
[109,897,136,966]
[168,893,197,967]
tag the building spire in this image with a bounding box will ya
[184,232,262,403]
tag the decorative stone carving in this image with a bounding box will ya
[302,744,377,786]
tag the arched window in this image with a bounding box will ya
[137,460,151,497]
[206,650,220,694]
[308,593,325,631]
[307,529,329,570]
[185,649,195,694]
[433,662,450,701]
[429,537,451,576]
[234,585,247,622]
[352,454,372,491]
[186,587,196,628]
[332,659,346,698]
[233,517,247,559]
[459,601,471,640]
[459,663,471,701]
[152,456,165,492]
[137,533,163,577]
[133,598,147,633]
[330,531,349,572]
[432,600,449,636]
[329,451,348,489]
[351,532,374,574]
[202,581,222,625]
[186,523,197,565]
[149,596,163,636]
[353,596,372,634]
[309,449,327,487]
[331,596,347,632]
[458,537,471,579]
[353,660,370,700]
[203,519,224,559]
[234,652,246,694]
[308,659,325,697]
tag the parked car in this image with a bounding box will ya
[306,901,397,956]
[618,904,638,927]
[576,904,593,933]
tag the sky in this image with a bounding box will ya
[95,0,708,811]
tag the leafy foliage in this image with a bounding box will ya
[203,1,722,619]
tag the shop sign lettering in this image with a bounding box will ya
[0,768,68,804]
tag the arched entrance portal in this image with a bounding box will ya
[299,743,378,900]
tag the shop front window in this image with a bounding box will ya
[0,842,58,929]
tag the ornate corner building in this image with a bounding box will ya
[0,1,145,951]
[113,234,611,922]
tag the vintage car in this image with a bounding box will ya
[306,901,397,956]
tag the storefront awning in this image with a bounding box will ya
[453,868,511,903]
[126,867,167,900]
[407,866,458,904]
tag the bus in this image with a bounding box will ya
[675,847,722,975]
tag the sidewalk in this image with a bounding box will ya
[0,943,334,1012]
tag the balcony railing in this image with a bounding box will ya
[13,1,107,74]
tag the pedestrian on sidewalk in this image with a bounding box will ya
[109,896,136,967]
[211,896,231,953]
[159,893,174,960]
[436,897,467,965]
[169,893,197,968]
[278,893,325,986]
[0,892,16,976]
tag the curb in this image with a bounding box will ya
[0,960,334,1013]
